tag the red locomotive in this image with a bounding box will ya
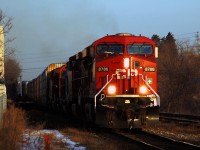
[27,33,160,128]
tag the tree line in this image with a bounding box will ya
[1,9,200,115]
[152,32,200,115]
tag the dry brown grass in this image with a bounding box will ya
[143,122,200,145]
[63,128,103,149]
[0,105,27,150]
[62,128,131,150]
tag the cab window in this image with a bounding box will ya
[97,44,124,56]
[127,44,153,54]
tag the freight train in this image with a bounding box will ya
[26,33,160,128]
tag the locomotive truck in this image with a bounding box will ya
[27,33,160,128]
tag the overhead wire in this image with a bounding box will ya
[22,67,46,70]
[174,32,197,37]
[21,57,67,64]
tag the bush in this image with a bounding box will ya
[0,105,27,150]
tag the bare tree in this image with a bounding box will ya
[176,41,200,114]
[1,9,21,98]
[157,34,200,115]
[0,9,15,57]
[4,57,21,98]
[5,57,21,84]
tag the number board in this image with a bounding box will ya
[97,67,109,72]
[144,67,156,72]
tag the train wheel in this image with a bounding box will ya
[129,119,134,129]
[106,110,116,128]
[72,104,77,117]
[51,101,55,111]
[85,103,92,121]
[139,108,147,125]
[56,103,60,112]
[62,104,67,114]
[47,101,52,110]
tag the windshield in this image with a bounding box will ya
[127,44,153,54]
[97,44,124,56]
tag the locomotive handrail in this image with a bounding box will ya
[140,74,160,106]
[94,74,116,111]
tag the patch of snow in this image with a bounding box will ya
[20,129,86,150]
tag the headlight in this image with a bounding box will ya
[107,85,116,95]
[124,58,129,68]
[139,85,148,94]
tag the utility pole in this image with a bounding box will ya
[196,32,200,54]
[0,26,7,121]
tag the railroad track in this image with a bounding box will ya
[159,113,200,125]
[112,129,200,150]
[17,102,200,149]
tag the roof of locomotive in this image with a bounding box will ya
[69,33,155,61]
[93,33,155,46]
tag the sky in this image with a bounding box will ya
[0,0,200,81]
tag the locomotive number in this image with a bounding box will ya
[144,67,156,72]
[97,67,109,72]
